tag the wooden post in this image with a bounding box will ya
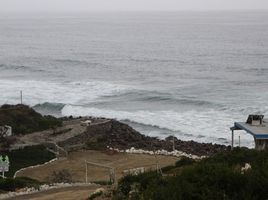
[231,130,234,150]
[172,135,175,151]
[20,91,23,104]
[239,135,240,147]
[85,160,88,183]
[113,168,117,187]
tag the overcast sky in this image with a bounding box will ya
[0,0,268,12]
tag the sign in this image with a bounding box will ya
[0,165,9,172]
[0,155,9,178]
[0,126,12,137]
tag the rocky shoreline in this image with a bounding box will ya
[59,118,230,157]
[1,104,230,157]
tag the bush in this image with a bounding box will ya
[175,156,195,167]
[0,177,40,192]
[4,145,55,177]
[88,189,104,200]
[0,104,62,135]
[51,170,72,183]
[114,149,268,200]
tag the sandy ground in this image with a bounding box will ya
[6,185,102,200]
[17,150,179,182]
[13,119,89,147]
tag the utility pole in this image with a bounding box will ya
[20,91,23,104]
[173,134,175,151]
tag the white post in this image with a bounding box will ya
[85,160,88,183]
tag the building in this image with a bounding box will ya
[0,125,12,137]
[230,115,268,150]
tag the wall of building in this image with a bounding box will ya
[255,139,268,150]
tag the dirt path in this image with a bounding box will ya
[11,118,110,150]
[6,185,102,200]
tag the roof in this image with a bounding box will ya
[231,119,268,139]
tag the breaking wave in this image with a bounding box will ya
[0,79,131,106]
[61,104,255,147]
[0,64,46,73]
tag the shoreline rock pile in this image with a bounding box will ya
[109,146,206,160]
[60,119,230,156]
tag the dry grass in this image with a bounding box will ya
[17,150,178,183]
[7,185,101,200]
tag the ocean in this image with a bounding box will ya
[1,11,268,147]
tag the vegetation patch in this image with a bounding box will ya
[50,169,72,183]
[92,180,112,186]
[0,104,62,135]
[88,188,105,200]
[114,148,268,200]
[0,177,40,192]
[3,145,55,177]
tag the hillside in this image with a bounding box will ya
[0,104,62,135]
[113,148,268,200]
[59,119,228,156]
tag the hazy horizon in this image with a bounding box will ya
[0,0,268,12]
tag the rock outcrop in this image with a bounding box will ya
[58,119,229,156]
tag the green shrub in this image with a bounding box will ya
[175,156,195,167]
[88,190,103,200]
[4,145,55,177]
[161,165,176,173]
[114,149,268,200]
[0,177,40,191]
[0,104,62,135]
[51,169,72,183]
[92,180,112,185]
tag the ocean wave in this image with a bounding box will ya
[129,57,183,64]
[0,64,46,73]
[0,64,7,69]
[99,89,222,108]
[61,105,255,147]
[53,59,112,69]
[33,102,65,117]
[0,79,130,106]
[54,59,89,66]
[0,64,28,70]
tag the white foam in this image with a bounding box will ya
[0,79,259,147]
[0,79,129,106]
[62,105,255,147]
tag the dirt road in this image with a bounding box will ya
[6,185,102,200]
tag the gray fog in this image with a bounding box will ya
[0,0,268,12]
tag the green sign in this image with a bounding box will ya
[0,155,9,175]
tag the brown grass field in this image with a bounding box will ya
[17,150,178,183]
[8,150,178,200]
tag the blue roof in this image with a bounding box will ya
[232,121,268,139]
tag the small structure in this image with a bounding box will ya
[81,120,92,127]
[0,125,12,137]
[230,115,268,150]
